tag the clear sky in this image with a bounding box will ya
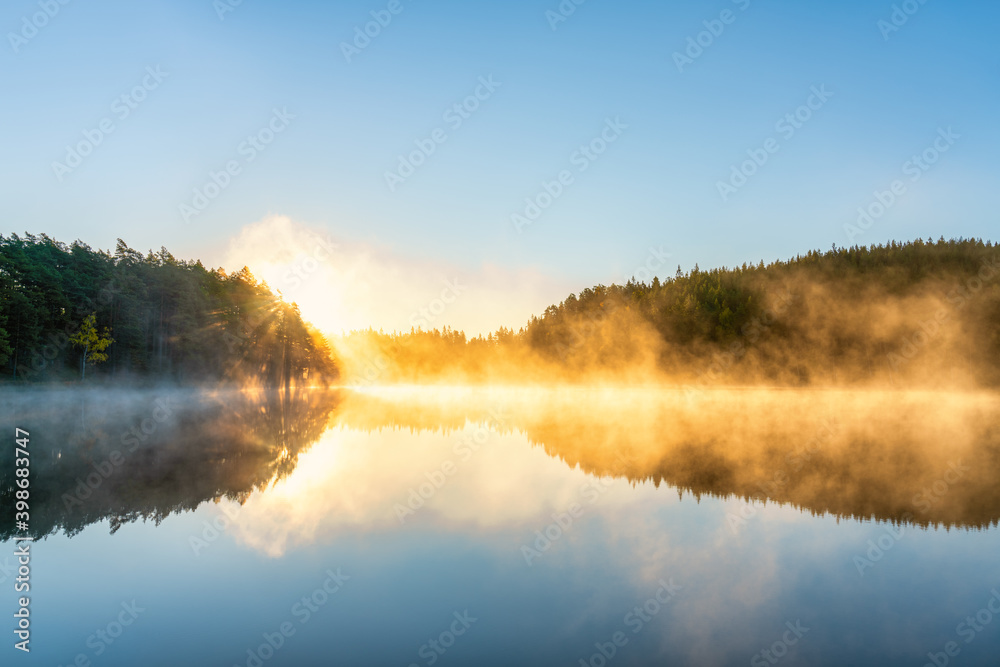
[3,0,998,334]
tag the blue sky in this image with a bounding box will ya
[2,0,998,332]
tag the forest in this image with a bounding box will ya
[338,237,1000,388]
[5,234,998,389]
[0,233,338,387]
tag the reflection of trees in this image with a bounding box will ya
[332,389,1000,530]
[5,387,997,540]
[0,387,340,540]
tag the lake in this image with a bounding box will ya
[3,386,999,666]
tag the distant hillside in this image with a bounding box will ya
[338,238,1000,388]
[0,234,338,386]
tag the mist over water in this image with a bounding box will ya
[8,386,999,539]
[6,0,999,661]
[331,243,1000,393]
[3,385,999,665]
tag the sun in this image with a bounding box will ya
[223,216,356,336]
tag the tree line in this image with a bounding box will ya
[0,233,338,386]
[338,237,1000,387]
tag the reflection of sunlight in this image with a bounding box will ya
[227,421,662,558]
[221,386,1000,558]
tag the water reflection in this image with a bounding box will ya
[0,386,340,541]
[4,386,1000,666]
[3,386,998,544]
[330,387,1000,529]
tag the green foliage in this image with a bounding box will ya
[344,237,1000,387]
[68,312,114,379]
[522,238,998,367]
[0,234,338,386]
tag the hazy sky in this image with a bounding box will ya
[3,0,998,334]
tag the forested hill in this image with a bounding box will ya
[6,234,998,389]
[339,238,1000,388]
[0,234,338,386]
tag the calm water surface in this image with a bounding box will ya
[2,386,999,666]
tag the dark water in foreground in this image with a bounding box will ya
[2,386,999,667]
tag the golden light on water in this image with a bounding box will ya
[215,385,1000,559]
